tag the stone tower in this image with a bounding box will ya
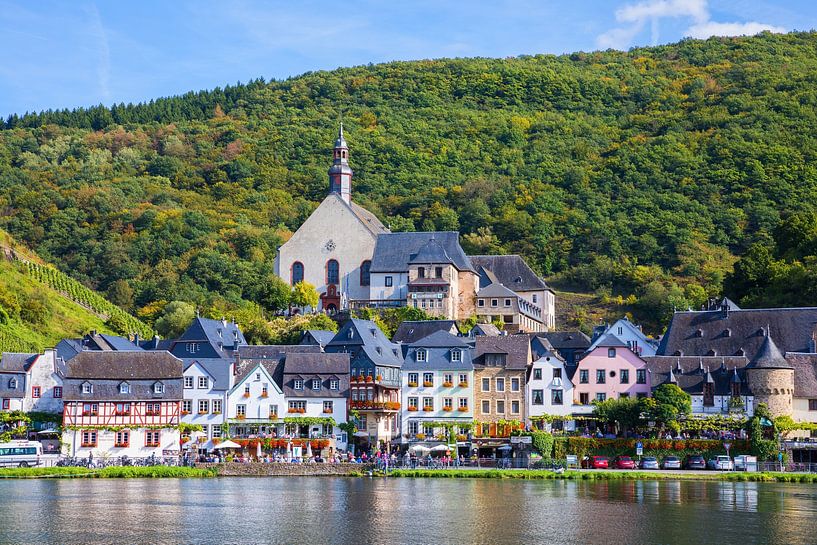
[745,331,795,418]
[328,123,353,204]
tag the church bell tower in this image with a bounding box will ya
[328,124,353,204]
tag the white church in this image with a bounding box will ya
[274,127,556,332]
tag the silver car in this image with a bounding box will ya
[708,455,734,471]
[661,456,682,469]
[639,456,659,470]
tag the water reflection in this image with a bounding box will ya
[1,478,816,544]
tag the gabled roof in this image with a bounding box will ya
[473,335,531,370]
[470,255,549,292]
[403,332,473,371]
[348,200,389,235]
[173,317,247,358]
[95,334,143,351]
[370,231,474,273]
[326,319,403,367]
[283,352,350,375]
[470,323,501,337]
[183,357,233,391]
[589,318,655,351]
[300,330,336,348]
[392,320,459,344]
[235,345,321,386]
[409,238,454,265]
[658,307,817,357]
[0,352,38,373]
[590,333,629,349]
[64,351,182,380]
[476,282,518,299]
[535,331,591,351]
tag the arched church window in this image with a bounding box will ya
[360,260,371,286]
[292,262,304,285]
[327,260,339,285]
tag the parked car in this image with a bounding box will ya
[581,456,609,469]
[612,456,636,469]
[708,455,734,471]
[639,456,659,470]
[683,455,707,470]
[661,456,682,470]
[733,455,750,471]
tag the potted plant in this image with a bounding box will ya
[365,376,374,383]
[323,408,333,414]
[236,414,246,420]
[443,381,453,387]
[423,381,433,387]
[181,410,189,415]
[415,433,426,440]
[198,410,208,415]
[458,406,469,412]
[261,392,269,398]
[376,375,383,381]
[408,406,418,412]
[269,412,277,419]
[243,392,251,398]
[288,408,299,413]
[458,381,468,387]
[443,406,453,412]
[358,375,366,382]
[423,406,434,412]
[298,408,306,414]
[212,411,221,415]
[408,381,418,387]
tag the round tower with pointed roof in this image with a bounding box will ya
[328,123,353,204]
[745,330,795,417]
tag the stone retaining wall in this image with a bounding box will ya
[196,462,375,476]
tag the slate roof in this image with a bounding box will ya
[95,334,142,351]
[64,351,183,380]
[299,330,337,348]
[409,238,454,265]
[476,282,518,298]
[326,319,403,367]
[182,357,233,391]
[470,255,550,292]
[589,318,656,351]
[55,333,142,362]
[139,337,174,351]
[0,372,25,398]
[349,200,389,235]
[370,232,474,273]
[403,331,473,371]
[590,333,629,349]
[786,353,817,397]
[392,320,459,344]
[658,307,817,356]
[171,317,247,359]
[536,331,591,351]
[470,324,501,337]
[235,345,321,387]
[645,355,750,396]
[0,352,38,373]
[473,335,531,370]
[282,352,350,398]
[747,333,793,370]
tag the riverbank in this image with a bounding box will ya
[385,468,817,483]
[0,466,217,479]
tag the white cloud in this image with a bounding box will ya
[597,0,787,50]
[686,21,787,39]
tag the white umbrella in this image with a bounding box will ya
[286,441,292,459]
[410,445,430,453]
[306,441,313,457]
[256,441,262,459]
[214,439,241,450]
[201,439,217,451]
[430,444,450,452]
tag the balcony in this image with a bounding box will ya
[349,299,406,310]
[350,401,400,412]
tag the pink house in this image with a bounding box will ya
[572,335,651,405]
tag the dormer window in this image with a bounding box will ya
[724,329,732,337]
[376,347,382,355]
[187,342,200,354]
[370,328,377,337]
[451,349,461,362]
[119,382,130,394]
[312,379,321,391]
[347,329,354,339]
[82,382,93,394]
[695,329,703,338]
[294,379,303,390]
[8,378,17,389]
[153,382,165,395]
[607,348,616,358]
[416,349,427,362]
[706,349,716,356]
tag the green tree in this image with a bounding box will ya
[107,279,134,311]
[260,275,292,313]
[154,300,196,338]
[290,282,319,310]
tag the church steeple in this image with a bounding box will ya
[328,123,353,204]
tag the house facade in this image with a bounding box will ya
[61,351,183,458]
[473,335,531,424]
[274,127,389,312]
[527,339,591,430]
[572,335,651,406]
[0,350,63,414]
[400,331,474,445]
[181,358,233,440]
[325,319,402,450]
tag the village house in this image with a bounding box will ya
[526,338,591,432]
[325,319,402,450]
[572,334,651,406]
[473,335,530,422]
[61,351,183,458]
[0,350,62,415]
[400,331,474,451]
[274,126,389,312]
[470,255,555,332]
[590,317,658,357]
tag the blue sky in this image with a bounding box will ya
[0,0,814,117]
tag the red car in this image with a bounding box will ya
[581,456,609,469]
[612,456,636,469]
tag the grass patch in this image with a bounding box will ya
[385,469,817,483]
[0,466,217,479]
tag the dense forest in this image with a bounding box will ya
[2,31,817,334]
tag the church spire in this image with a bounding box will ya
[328,123,353,203]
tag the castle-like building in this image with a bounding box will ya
[274,128,555,332]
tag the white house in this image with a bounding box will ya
[181,358,233,440]
[226,361,287,439]
[526,339,590,432]
[589,317,658,356]
[400,331,474,450]
[0,350,63,415]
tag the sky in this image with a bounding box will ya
[0,0,814,117]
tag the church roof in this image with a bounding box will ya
[470,255,550,292]
[348,200,389,235]
[370,232,474,273]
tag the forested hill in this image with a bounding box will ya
[2,31,817,333]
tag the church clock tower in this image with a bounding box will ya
[328,124,353,204]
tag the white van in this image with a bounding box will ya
[0,440,43,467]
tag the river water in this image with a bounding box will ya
[1,477,815,544]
